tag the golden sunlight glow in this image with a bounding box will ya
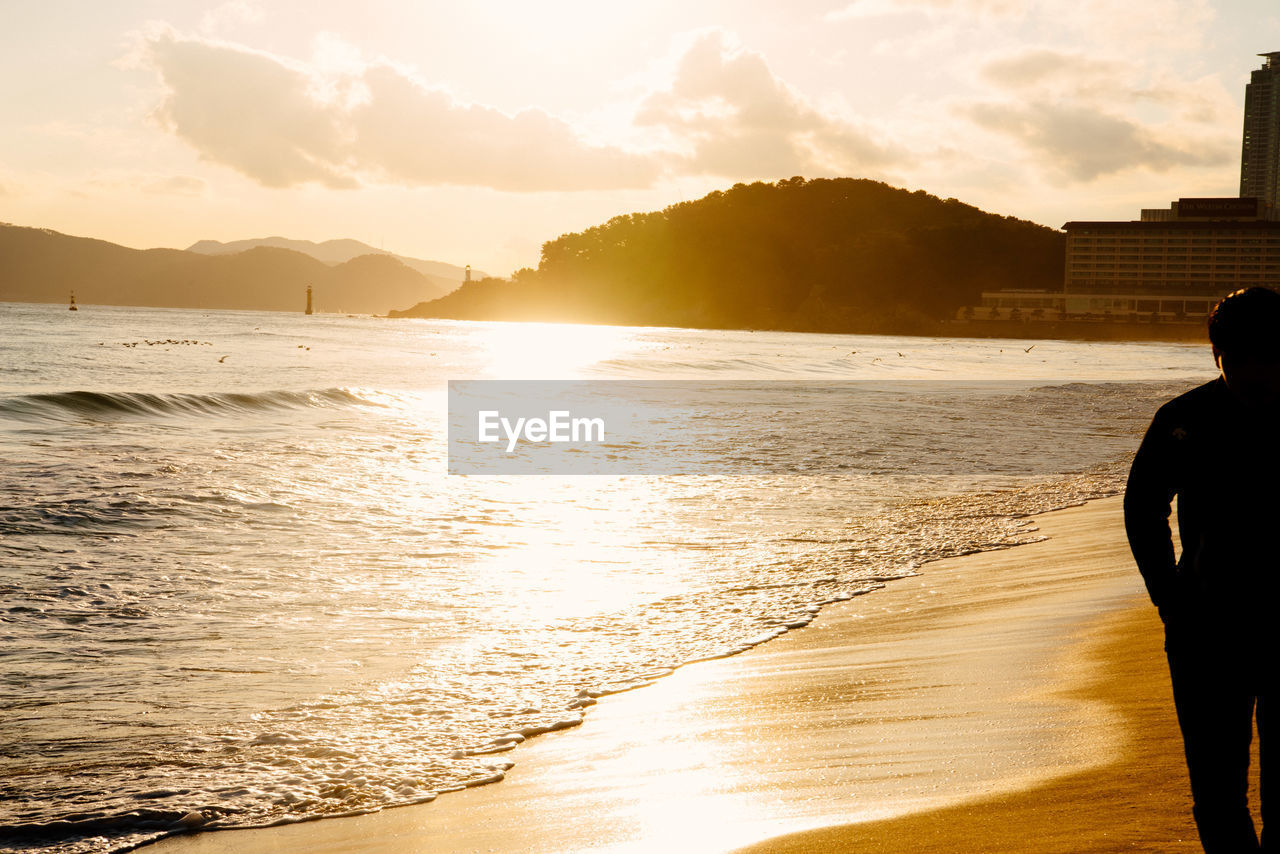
[476,322,637,379]
[461,476,667,622]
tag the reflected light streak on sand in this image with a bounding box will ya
[571,664,786,854]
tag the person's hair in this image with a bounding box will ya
[1208,287,1280,358]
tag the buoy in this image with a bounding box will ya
[305,285,313,315]
[69,291,78,311]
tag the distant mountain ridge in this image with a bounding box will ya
[187,237,484,291]
[0,224,456,314]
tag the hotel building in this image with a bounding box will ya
[1057,197,1280,319]
[973,198,1280,322]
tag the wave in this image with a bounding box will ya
[0,388,378,423]
[0,807,223,853]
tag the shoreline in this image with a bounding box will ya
[6,299,1209,345]
[144,496,1199,854]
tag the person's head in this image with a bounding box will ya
[1208,287,1280,406]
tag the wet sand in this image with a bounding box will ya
[146,496,1212,854]
[734,601,1204,854]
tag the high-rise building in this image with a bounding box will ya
[1240,52,1280,217]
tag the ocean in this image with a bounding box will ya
[0,302,1214,853]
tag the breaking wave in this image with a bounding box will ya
[0,388,378,423]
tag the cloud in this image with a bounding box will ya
[635,31,897,178]
[964,101,1233,182]
[978,49,1129,95]
[825,0,1025,21]
[140,27,901,191]
[141,28,660,192]
[964,44,1238,184]
[145,31,355,188]
[347,65,661,191]
[976,46,1229,115]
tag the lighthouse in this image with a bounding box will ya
[305,285,313,315]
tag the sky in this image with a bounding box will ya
[3,0,1279,276]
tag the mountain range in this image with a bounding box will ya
[2,179,1066,333]
[0,225,463,315]
[186,237,484,293]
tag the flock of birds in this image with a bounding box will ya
[96,338,311,362]
[832,343,1038,362]
[105,339,213,348]
[92,338,1043,366]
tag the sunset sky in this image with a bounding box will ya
[3,0,1279,275]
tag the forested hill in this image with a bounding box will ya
[389,178,1066,334]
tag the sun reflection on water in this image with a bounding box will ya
[457,475,680,624]
[472,322,639,379]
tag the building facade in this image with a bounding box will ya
[1241,52,1280,218]
[1061,198,1280,319]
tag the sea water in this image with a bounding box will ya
[0,302,1214,853]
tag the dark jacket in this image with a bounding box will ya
[1124,377,1280,628]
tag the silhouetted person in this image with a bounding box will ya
[1126,286,1280,853]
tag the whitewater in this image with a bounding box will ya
[0,302,1215,853]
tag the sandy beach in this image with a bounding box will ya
[144,495,1221,854]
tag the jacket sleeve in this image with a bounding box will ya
[1123,409,1179,616]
